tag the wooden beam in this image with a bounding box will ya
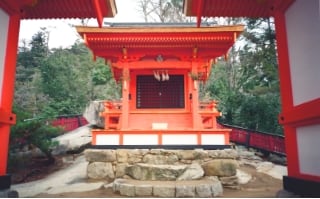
[93,0,104,28]
[76,25,245,34]
[196,0,204,28]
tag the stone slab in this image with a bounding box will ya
[113,178,223,198]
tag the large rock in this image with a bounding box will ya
[195,184,213,197]
[176,185,196,197]
[153,184,175,197]
[52,125,91,155]
[87,162,114,181]
[207,176,224,197]
[177,163,204,180]
[178,149,208,160]
[84,149,116,162]
[142,154,179,165]
[236,169,252,184]
[115,163,128,178]
[127,149,143,164]
[83,101,105,128]
[256,162,287,180]
[116,149,128,163]
[219,176,239,189]
[202,159,238,177]
[119,183,135,197]
[135,184,153,196]
[125,163,187,181]
[207,149,238,159]
[113,178,125,193]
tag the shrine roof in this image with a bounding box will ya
[0,0,117,27]
[183,0,294,27]
[76,24,244,63]
[184,0,294,18]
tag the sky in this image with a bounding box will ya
[19,0,144,49]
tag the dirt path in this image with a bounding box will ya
[34,164,282,198]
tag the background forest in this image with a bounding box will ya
[11,0,283,160]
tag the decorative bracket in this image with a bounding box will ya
[122,47,127,59]
[193,47,198,59]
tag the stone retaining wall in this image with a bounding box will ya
[84,149,239,183]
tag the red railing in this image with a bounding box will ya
[219,123,286,156]
[51,115,88,132]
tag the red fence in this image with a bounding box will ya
[51,115,88,132]
[219,123,286,156]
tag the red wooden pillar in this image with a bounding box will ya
[190,61,202,129]
[274,11,298,177]
[275,1,320,196]
[0,12,20,189]
[121,65,130,130]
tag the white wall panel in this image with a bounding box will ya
[201,134,225,145]
[285,0,320,105]
[96,134,119,145]
[297,124,320,176]
[123,134,158,145]
[0,9,9,104]
[162,134,197,145]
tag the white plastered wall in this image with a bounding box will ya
[0,9,9,105]
[286,0,320,106]
[296,124,320,176]
[286,0,320,176]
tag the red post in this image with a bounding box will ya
[0,14,20,188]
[191,61,202,129]
[274,11,299,178]
[121,65,129,129]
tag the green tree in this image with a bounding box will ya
[205,18,282,134]
[15,29,50,116]
[10,105,61,164]
[138,0,187,22]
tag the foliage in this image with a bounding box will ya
[10,105,61,163]
[12,28,121,161]
[137,0,188,22]
[15,29,120,116]
[205,18,283,135]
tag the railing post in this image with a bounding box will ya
[245,130,251,148]
[77,115,82,127]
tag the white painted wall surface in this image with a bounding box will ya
[123,134,158,145]
[297,124,320,176]
[286,0,320,106]
[286,0,320,177]
[201,134,225,145]
[0,9,9,105]
[96,134,119,145]
[162,134,197,145]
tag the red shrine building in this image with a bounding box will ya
[0,0,320,197]
[77,24,243,146]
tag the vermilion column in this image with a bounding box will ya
[121,65,130,130]
[274,10,298,178]
[190,61,202,130]
[0,13,20,189]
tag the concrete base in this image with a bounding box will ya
[0,189,19,198]
[0,174,11,190]
[283,176,320,197]
[276,189,299,198]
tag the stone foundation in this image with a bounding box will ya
[113,178,223,197]
[84,148,240,197]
